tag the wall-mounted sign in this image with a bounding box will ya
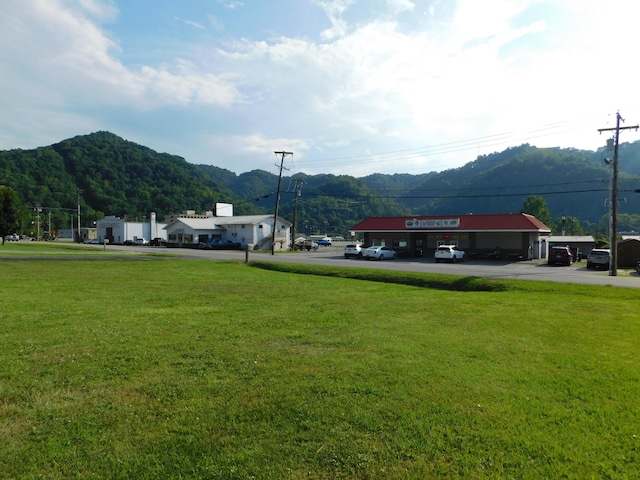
[405,218,460,229]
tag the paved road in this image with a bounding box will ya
[111,244,640,289]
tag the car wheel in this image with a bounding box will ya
[451,256,456,263]
[392,253,397,260]
[357,252,362,258]
[378,254,384,260]
[344,254,349,259]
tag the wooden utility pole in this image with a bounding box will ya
[271,151,292,255]
[598,112,638,276]
[291,178,302,249]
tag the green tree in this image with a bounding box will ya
[552,215,583,235]
[0,185,23,244]
[520,195,552,226]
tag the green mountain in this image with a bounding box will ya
[2,131,640,237]
[0,132,250,231]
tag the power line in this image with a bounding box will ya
[295,118,602,171]
[305,187,610,201]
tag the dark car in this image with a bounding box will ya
[199,238,242,250]
[548,246,573,266]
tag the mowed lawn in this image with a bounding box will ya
[0,257,639,479]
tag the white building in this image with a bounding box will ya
[164,213,292,250]
[96,212,167,244]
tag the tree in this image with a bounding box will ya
[520,195,552,227]
[0,186,23,244]
[551,215,583,235]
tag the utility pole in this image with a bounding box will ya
[34,204,41,240]
[271,151,292,255]
[291,178,302,249]
[598,112,638,276]
[77,188,83,243]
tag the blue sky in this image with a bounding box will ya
[2,0,640,177]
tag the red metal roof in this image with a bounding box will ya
[350,213,550,232]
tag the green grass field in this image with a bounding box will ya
[1,245,639,478]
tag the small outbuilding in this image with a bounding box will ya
[617,238,640,268]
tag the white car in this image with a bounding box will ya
[344,244,363,259]
[434,245,466,263]
[5,234,19,241]
[134,238,149,246]
[363,245,396,260]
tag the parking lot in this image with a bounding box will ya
[113,243,640,289]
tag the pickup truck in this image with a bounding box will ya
[294,238,319,251]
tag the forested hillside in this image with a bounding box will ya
[2,131,640,237]
[0,132,251,231]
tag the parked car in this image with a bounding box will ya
[344,244,363,259]
[586,248,610,270]
[548,246,573,266]
[200,238,242,250]
[363,245,396,260]
[317,237,333,246]
[434,245,466,263]
[150,237,166,246]
[84,238,100,244]
[134,238,149,246]
[4,233,19,241]
[303,241,319,251]
[393,245,413,258]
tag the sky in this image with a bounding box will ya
[2,0,640,178]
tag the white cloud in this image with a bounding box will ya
[2,0,640,175]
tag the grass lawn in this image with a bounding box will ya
[0,251,639,478]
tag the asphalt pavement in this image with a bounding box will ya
[119,244,640,289]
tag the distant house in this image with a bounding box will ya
[164,213,292,251]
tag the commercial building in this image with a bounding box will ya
[350,213,551,260]
[164,213,291,250]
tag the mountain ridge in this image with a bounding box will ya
[2,131,640,236]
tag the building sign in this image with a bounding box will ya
[405,218,460,229]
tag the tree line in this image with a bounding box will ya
[2,131,640,240]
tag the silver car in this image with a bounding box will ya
[586,248,610,270]
[363,245,396,260]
